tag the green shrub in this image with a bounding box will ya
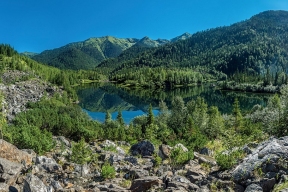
[153,153,162,167]
[101,162,116,180]
[70,138,95,165]
[5,125,54,154]
[216,150,244,170]
[13,98,104,142]
[103,145,117,153]
[170,147,193,167]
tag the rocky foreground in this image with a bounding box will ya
[1,136,288,192]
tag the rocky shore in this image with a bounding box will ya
[1,136,288,191]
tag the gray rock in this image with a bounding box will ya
[232,137,288,184]
[124,156,138,165]
[242,145,253,154]
[174,143,188,152]
[200,147,213,156]
[172,175,191,184]
[130,176,162,192]
[51,180,63,190]
[101,140,117,148]
[109,154,125,164]
[23,174,48,192]
[36,156,57,164]
[186,169,204,183]
[258,139,287,158]
[196,185,210,192]
[158,144,172,159]
[74,164,90,176]
[194,152,217,166]
[55,136,71,147]
[96,184,109,191]
[244,183,262,192]
[265,172,277,179]
[260,178,276,192]
[0,183,9,192]
[128,168,149,179]
[0,157,23,185]
[36,156,62,173]
[130,141,155,157]
[116,146,125,155]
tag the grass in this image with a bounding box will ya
[273,181,288,192]
[119,179,132,188]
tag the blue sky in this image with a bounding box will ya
[1,0,288,53]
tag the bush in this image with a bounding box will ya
[5,125,54,154]
[70,138,95,165]
[101,162,116,180]
[153,153,162,167]
[216,150,244,170]
[170,147,193,167]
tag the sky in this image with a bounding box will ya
[1,0,288,53]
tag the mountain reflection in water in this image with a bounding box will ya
[76,83,271,124]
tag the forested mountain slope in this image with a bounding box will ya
[96,11,288,85]
[32,36,172,70]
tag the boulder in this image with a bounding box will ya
[124,156,138,165]
[0,139,33,166]
[167,175,199,191]
[194,152,217,166]
[130,141,155,157]
[130,176,162,192]
[0,183,9,192]
[158,144,172,159]
[260,178,276,192]
[174,143,188,152]
[244,183,262,192]
[0,157,23,185]
[23,174,48,192]
[101,140,117,148]
[53,136,71,147]
[74,164,90,177]
[128,168,149,179]
[200,147,213,156]
[36,156,62,173]
[232,137,288,184]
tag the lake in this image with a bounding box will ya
[76,83,272,124]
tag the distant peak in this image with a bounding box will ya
[171,32,192,42]
[141,36,151,41]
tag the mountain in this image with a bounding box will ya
[170,32,192,42]
[21,51,38,57]
[31,36,138,70]
[97,10,288,85]
[134,36,169,48]
[32,36,171,70]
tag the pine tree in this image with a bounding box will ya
[116,111,125,126]
[105,111,112,124]
[232,98,242,132]
[147,104,154,125]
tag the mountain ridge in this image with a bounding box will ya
[96,10,288,86]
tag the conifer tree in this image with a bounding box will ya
[105,111,112,124]
[116,111,125,126]
[232,98,242,132]
[147,104,154,125]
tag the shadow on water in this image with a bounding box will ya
[76,83,272,123]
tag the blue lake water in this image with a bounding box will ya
[77,83,271,124]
